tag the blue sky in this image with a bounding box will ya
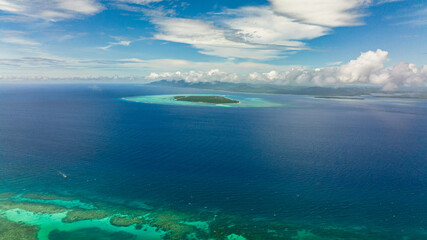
[0,0,426,88]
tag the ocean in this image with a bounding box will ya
[0,84,426,239]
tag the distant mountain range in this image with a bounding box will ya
[147,80,427,99]
[146,80,381,96]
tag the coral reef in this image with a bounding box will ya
[0,192,424,240]
[0,192,17,199]
[62,209,110,223]
[0,217,39,240]
[0,200,67,214]
[21,193,73,201]
[110,216,147,228]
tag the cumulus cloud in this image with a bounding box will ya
[0,0,104,21]
[339,49,389,83]
[147,49,427,90]
[120,58,297,74]
[147,69,241,83]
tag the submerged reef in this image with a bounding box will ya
[0,191,425,240]
[0,217,39,240]
[0,192,17,199]
[151,210,198,239]
[0,200,67,214]
[21,193,74,201]
[63,209,110,223]
[110,216,147,228]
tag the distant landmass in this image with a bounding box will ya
[147,80,427,99]
[173,95,239,104]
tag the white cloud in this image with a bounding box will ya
[117,0,163,5]
[0,36,40,46]
[98,36,132,50]
[396,6,427,26]
[147,69,241,83]
[327,61,343,66]
[269,0,370,27]
[0,57,64,66]
[0,0,104,21]
[268,0,404,27]
[152,17,283,60]
[224,7,329,46]
[1,50,425,89]
[0,0,23,12]
[151,7,329,60]
[119,58,298,74]
[339,49,389,83]
[0,55,298,78]
[147,49,427,90]
[0,31,40,46]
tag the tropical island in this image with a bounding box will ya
[173,95,240,104]
[315,96,365,100]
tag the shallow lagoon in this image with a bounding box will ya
[0,191,419,240]
[1,84,427,239]
[122,94,283,107]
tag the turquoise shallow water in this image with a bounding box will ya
[122,94,283,107]
[1,85,427,239]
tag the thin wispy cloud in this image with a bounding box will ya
[0,31,40,45]
[151,6,329,60]
[0,36,40,45]
[397,6,427,26]
[268,0,370,27]
[0,57,64,66]
[98,36,134,50]
[268,0,402,27]
[0,0,104,22]
[117,0,163,5]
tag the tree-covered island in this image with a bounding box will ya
[173,95,239,104]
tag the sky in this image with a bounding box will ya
[0,0,426,89]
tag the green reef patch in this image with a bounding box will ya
[0,191,425,240]
[0,200,67,214]
[0,192,17,199]
[0,217,39,240]
[173,95,239,104]
[315,96,365,101]
[122,94,282,108]
[21,193,74,202]
[110,216,147,228]
[63,209,110,223]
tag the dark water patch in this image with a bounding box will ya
[49,228,137,240]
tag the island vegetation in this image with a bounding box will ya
[315,96,365,100]
[173,95,239,104]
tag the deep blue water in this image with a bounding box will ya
[1,84,427,235]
